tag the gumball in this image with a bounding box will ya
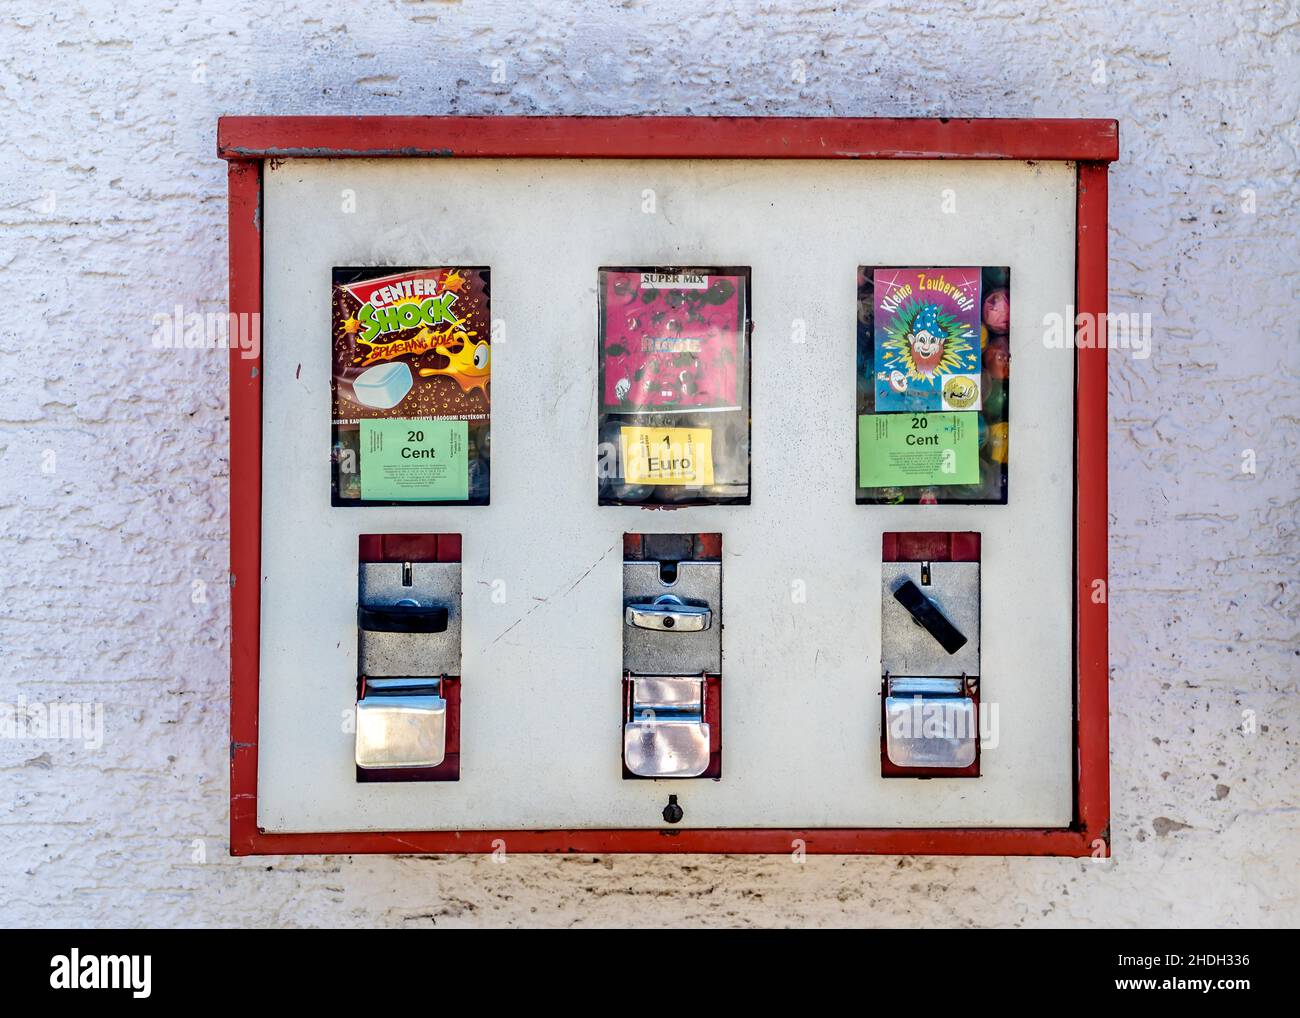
[977,413,990,449]
[989,421,1009,464]
[982,374,1007,419]
[654,484,704,504]
[982,287,1010,334]
[980,325,988,350]
[983,338,1010,380]
[918,489,939,505]
[612,482,656,502]
[858,298,873,328]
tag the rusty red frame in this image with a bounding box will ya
[220,116,1115,856]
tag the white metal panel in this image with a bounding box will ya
[258,157,1076,832]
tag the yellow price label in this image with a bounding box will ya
[620,426,714,486]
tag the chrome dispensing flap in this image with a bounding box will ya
[623,560,721,675]
[623,676,710,778]
[883,677,976,769]
[359,562,461,677]
[355,678,446,769]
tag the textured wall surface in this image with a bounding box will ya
[0,1,1296,928]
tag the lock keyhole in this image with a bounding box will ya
[661,616,674,629]
[662,794,683,824]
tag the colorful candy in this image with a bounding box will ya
[982,287,1009,334]
[989,422,1009,464]
[983,338,1010,380]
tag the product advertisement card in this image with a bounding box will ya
[599,270,745,414]
[331,266,490,505]
[873,267,982,413]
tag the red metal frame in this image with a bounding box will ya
[221,116,1114,857]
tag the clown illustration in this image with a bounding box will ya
[905,304,949,378]
[880,300,974,385]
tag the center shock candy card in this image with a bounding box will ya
[331,267,491,506]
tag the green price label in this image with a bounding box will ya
[359,419,470,502]
[858,412,979,488]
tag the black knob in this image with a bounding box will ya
[358,604,449,633]
[891,580,967,655]
[662,794,683,824]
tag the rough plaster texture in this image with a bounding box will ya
[0,1,1295,928]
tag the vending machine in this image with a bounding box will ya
[220,116,1115,855]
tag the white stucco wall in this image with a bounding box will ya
[0,0,1295,928]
